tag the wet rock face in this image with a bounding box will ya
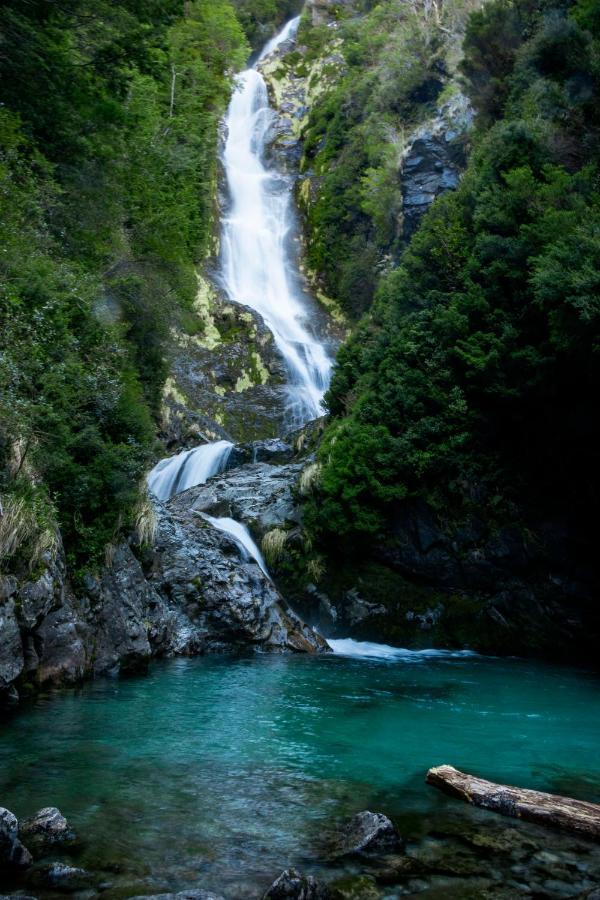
[0,451,327,702]
[161,274,291,450]
[400,92,474,239]
[0,586,24,703]
[174,460,304,538]
[148,490,328,655]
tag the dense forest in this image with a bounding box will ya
[304,0,600,578]
[1,0,598,653]
[0,0,294,577]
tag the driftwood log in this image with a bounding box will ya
[426,765,600,842]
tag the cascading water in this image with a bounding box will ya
[148,19,334,570]
[147,441,233,501]
[201,514,270,577]
[220,17,332,427]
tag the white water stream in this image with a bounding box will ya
[221,16,332,426]
[201,514,270,577]
[147,441,233,502]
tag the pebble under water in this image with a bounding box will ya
[1,649,600,898]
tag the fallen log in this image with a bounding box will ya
[426,765,600,842]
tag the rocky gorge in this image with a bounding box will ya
[2,1,600,898]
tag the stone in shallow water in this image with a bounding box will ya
[19,806,77,853]
[331,811,402,857]
[0,807,32,870]
[26,861,93,891]
[262,868,329,898]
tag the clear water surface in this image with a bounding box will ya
[1,650,599,896]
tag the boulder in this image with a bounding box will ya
[331,812,401,857]
[263,868,330,899]
[0,808,32,870]
[19,807,77,853]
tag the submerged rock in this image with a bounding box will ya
[19,807,77,853]
[26,861,92,891]
[327,874,381,900]
[129,892,225,900]
[0,808,32,870]
[331,812,402,857]
[263,868,330,899]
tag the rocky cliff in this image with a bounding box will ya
[0,443,328,707]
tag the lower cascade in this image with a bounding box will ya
[147,441,234,501]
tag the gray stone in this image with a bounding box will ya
[401,91,474,239]
[35,594,88,686]
[332,811,401,857]
[263,868,330,899]
[19,807,76,852]
[0,807,33,870]
[147,496,328,654]
[174,460,304,537]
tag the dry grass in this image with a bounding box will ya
[134,493,158,547]
[0,494,59,571]
[261,528,288,567]
[306,555,326,584]
[298,462,322,497]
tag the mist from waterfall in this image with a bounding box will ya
[220,16,332,428]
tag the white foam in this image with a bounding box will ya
[328,638,478,662]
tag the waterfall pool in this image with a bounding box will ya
[2,649,600,897]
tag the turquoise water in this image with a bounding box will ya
[1,648,600,896]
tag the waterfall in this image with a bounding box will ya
[220,16,332,428]
[201,514,270,578]
[147,441,233,501]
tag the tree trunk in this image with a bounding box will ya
[426,765,600,842]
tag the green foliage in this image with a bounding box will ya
[232,0,301,45]
[300,0,479,318]
[0,1,249,573]
[308,0,600,551]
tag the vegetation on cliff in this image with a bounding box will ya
[306,0,600,567]
[299,0,480,317]
[0,0,290,575]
